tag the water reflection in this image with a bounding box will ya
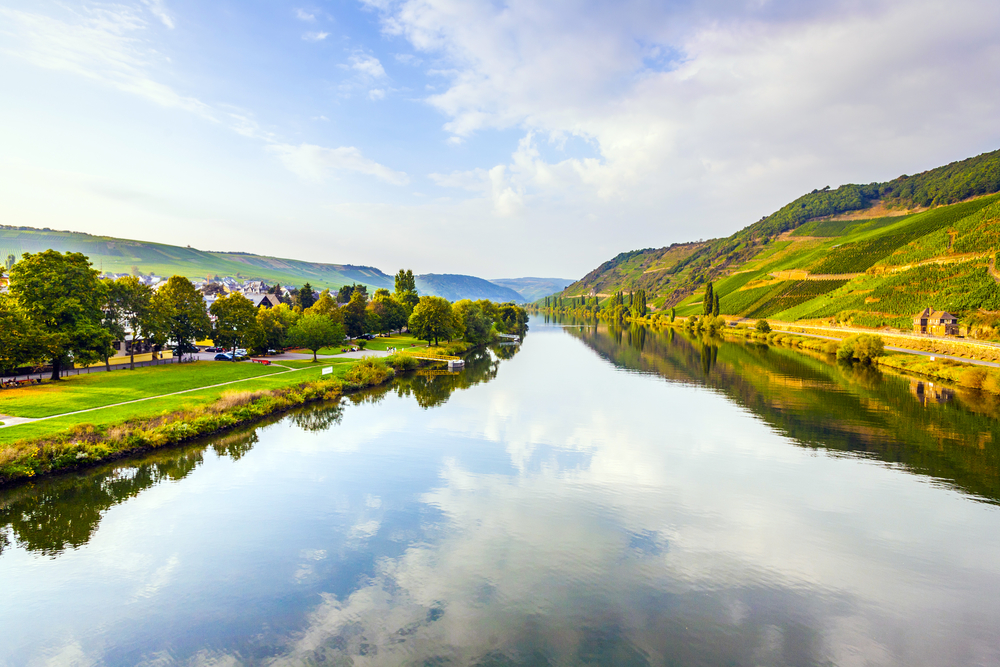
[571,322,1000,504]
[1,321,999,666]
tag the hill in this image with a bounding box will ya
[0,226,526,302]
[557,148,1000,332]
[414,274,525,303]
[488,277,575,302]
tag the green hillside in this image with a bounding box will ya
[558,148,1000,332]
[0,226,393,291]
[0,226,529,302]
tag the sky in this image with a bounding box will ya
[1,0,998,280]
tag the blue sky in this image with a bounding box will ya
[1,0,999,278]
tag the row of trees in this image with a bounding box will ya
[0,251,528,376]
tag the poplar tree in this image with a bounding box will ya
[703,282,714,316]
[712,293,720,317]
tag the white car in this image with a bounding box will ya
[235,348,248,356]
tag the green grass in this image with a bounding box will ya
[0,362,295,419]
[0,360,358,445]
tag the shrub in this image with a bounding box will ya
[385,353,418,371]
[823,340,840,354]
[837,334,885,364]
[344,358,395,386]
[755,319,771,333]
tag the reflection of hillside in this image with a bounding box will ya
[568,323,1000,504]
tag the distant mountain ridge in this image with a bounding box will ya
[0,226,525,303]
[489,277,576,302]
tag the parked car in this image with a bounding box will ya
[214,353,234,361]
[267,349,277,355]
[205,346,222,353]
[359,334,375,340]
[235,348,248,356]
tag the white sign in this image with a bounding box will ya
[321,367,333,375]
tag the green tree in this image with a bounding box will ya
[211,293,263,357]
[703,282,714,316]
[151,276,211,357]
[453,300,493,345]
[104,276,157,370]
[287,312,344,362]
[368,289,407,334]
[408,296,456,345]
[4,254,14,271]
[0,293,37,373]
[297,282,316,309]
[712,293,720,317]
[755,319,771,333]
[631,289,647,318]
[394,269,420,313]
[670,307,676,322]
[343,288,369,338]
[837,334,885,364]
[336,284,356,304]
[8,250,114,380]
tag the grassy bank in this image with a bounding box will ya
[0,355,420,486]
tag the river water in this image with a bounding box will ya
[2,318,1000,666]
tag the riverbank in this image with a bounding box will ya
[630,316,1000,395]
[0,355,420,487]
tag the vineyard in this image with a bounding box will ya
[719,279,848,319]
[779,260,1000,326]
[808,195,1000,274]
[791,215,911,238]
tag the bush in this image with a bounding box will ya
[755,319,771,333]
[837,334,885,364]
[344,358,395,386]
[823,340,840,354]
[384,353,418,371]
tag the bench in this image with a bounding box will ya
[251,359,272,365]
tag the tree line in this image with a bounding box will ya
[0,252,528,377]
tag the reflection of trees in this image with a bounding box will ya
[288,401,345,431]
[392,348,503,409]
[0,447,205,557]
[565,320,1000,504]
[0,432,263,558]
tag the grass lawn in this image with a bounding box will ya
[0,359,358,445]
[292,332,428,356]
[0,361,293,419]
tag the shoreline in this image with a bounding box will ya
[0,355,422,488]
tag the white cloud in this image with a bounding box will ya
[295,8,316,22]
[367,88,386,101]
[267,143,410,185]
[349,53,386,79]
[0,4,211,119]
[366,0,1000,246]
[394,53,421,66]
[302,31,329,42]
[141,0,174,29]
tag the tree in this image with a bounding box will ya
[336,284,355,304]
[8,250,114,380]
[394,269,420,314]
[670,307,676,322]
[631,289,647,318]
[703,282,714,316]
[105,276,156,370]
[257,303,299,352]
[755,319,771,333]
[453,300,493,345]
[408,296,456,345]
[343,288,369,338]
[5,254,14,271]
[712,293,720,317]
[287,312,344,362]
[297,282,316,310]
[0,294,37,373]
[151,276,211,357]
[369,289,407,334]
[211,293,263,357]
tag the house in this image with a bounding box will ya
[913,308,959,336]
[246,293,282,309]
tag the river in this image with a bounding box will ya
[2,318,999,666]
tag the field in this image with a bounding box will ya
[0,359,356,445]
